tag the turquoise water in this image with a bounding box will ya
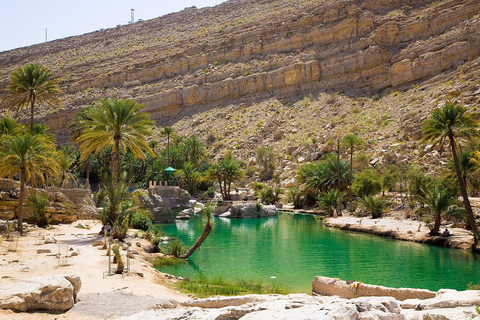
[157,213,480,293]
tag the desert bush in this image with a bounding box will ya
[168,239,185,257]
[286,187,304,209]
[359,196,391,218]
[352,169,382,198]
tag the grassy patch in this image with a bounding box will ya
[175,276,287,298]
[153,256,186,267]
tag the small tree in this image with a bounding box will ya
[26,192,50,228]
[418,185,457,234]
[318,189,344,217]
[286,186,304,209]
[256,146,276,181]
[352,169,382,198]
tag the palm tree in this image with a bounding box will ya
[180,202,216,259]
[76,98,155,187]
[208,153,243,200]
[182,137,206,167]
[5,63,60,131]
[318,189,344,217]
[422,102,479,248]
[161,127,174,167]
[297,153,350,195]
[0,117,22,136]
[342,133,364,199]
[0,133,59,234]
[418,186,456,234]
[176,162,201,195]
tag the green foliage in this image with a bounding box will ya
[152,256,185,267]
[176,276,287,298]
[286,186,304,209]
[297,153,350,195]
[176,162,201,195]
[352,169,382,198]
[207,152,243,200]
[259,184,281,205]
[130,212,153,231]
[256,146,276,181]
[318,189,344,217]
[359,196,390,218]
[168,239,185,257]
[26,192,50,228]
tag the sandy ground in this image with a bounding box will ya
[0,220,188,319]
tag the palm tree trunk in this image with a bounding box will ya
[85,155,91,189]
[30,94,35,132]
[349,147,354,200]
[167,135,170,167]
[112,138,120,187]
[449,135,478,248]
[433,211,441,234]
[180,221,212,259]
[18,169,26,235]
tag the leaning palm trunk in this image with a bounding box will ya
[180,221,212,259]
[450,136,478,248]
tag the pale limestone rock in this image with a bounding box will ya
[0,274,81,312]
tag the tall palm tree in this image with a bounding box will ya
[0,133,59,234]
[180,202,216,259]
[422,102,479,248]
[161,127,174,167]
[208,153,243,200]
[76,98,155,187]
[182,137,206,167]
[342,133,364,199]
[5,63,60,131]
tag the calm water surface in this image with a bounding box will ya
[157,213,480,293]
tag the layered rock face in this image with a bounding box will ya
[0,179,96,224]
[0,0,478,143]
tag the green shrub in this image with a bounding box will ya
[359,196,390,218]
[176,276,287,298]
[130,212,153,231]
[286,187,304,209]
[153,256,185,267]
[168,239,185,257]
[352,169,382,198]
[26,192,50,228]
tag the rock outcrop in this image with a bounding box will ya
[0,179,96,224]
[0,274,81,312]
[140,186,191,222]
[312,276,436,300]
[229,202,278,218]
[117,292,480,320]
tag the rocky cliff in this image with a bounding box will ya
[0,0,479,136]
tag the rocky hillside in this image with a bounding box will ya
[1,0,480,181]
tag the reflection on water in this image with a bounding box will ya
[158,213,480,293]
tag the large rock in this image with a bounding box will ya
[0,274,81,312]
[312,276,436,301]
[229,203,278,218]
[140,186,191,223]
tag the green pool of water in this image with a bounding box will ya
[157,212,480,293]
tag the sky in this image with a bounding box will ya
[1,0,226,53]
